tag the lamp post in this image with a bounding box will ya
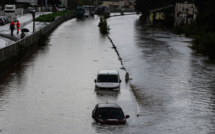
[45,0,47,11]
[30,10,35,33]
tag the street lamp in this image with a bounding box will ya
[30,10,35,33]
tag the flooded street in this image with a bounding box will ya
[0,14,215,134]
[108,15,215,133]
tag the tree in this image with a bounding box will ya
[194,0,215,32]
[48,0,62,6]
[0,0,16,5]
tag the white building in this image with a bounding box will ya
[175,2,198,26]
[16,0,38,6]
[101,0,124,10]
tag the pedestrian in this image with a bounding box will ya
[9,21,15,36]
[20,31,25,39]
[16,20,20,34]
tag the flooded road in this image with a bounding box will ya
[0,16,138,134]
[0,14,215,134]
[108,15,215,133]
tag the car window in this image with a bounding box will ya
[97,75,118,83]
[98,108,124,119]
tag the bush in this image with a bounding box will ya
[193,33,215,60]
[35,11,74,22]
[173,24,215,60]
[98,16,110,34]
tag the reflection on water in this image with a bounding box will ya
[95,89,120,99]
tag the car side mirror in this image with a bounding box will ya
[94,79,96,83]
[120,80,121,83]
[126,115,129,118]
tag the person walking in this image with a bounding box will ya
[10,21,15,36]
[16,20,20,34]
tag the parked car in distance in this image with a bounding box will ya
[28,7,35,13]
[0,18,5,25]
[92,103,129,125]
[94,70,121,89]
[52,7,58,12]
[0,16,9,23]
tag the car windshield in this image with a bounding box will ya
[98,108,124,119]
[97,75,118,83]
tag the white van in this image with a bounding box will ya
[94,70,121,89]
[4,5,16,22]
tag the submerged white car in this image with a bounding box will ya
[94,70,121,89]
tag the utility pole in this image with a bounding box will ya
[96,0,98,9]
[31,11,35,33]
[45,0,47,11]
[42,0,43,12]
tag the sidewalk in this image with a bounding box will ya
[0,12,51,49]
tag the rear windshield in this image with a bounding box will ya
[98,108,124,119]
[97,75,118,83]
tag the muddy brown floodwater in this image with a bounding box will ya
[0,14,215,134]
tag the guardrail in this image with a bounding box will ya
[0,13,73,63]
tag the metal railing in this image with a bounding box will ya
[0,13,73,63]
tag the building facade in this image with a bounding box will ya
[175,2,197,26]
[60,0,68,7]
[101,0,124,10]
[124,0,134,9]
[16,0,38,6]
[147,5,174,25]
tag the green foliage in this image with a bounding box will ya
[190,0,215,60]
[98,16,110,35]
[173,24,215,60]
[35,11,73,22]
[193,33,215,60]
[0,0,16,5]
[194,0,215,32]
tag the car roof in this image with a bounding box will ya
[98,70,118,75]
[97,103,121,109]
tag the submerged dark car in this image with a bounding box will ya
[92,103,129,125]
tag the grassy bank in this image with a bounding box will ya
[173,24,215,60]
[35,10,74,22]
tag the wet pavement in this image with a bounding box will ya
[0,12,51,48]
[0,14,215,134]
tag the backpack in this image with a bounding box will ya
[10,23,15,29]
